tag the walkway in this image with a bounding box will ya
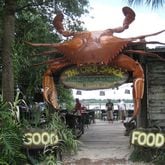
[63,119,152,165]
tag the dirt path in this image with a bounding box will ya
[63,119,152,165]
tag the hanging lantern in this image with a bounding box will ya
[100,91,105,96]
[125,89,130,94]
[76,90,82,95]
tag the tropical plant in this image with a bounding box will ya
[25,110,79,164]
[57,84,74,111]
[0,92,79,164]
[126,0,165,8]
[0,96,26,165]
[130,145,165,165]
[47,112,79,154]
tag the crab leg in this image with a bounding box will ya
[125,50,165,61]
[34,50,59,56]
[25,41,62,48]
[111,6,135,33]
[26,39,85,53]
[101,6,135,37]
[130,29,165,41]
[42,61,70,110]
[113,54,144,120]
[53,12,74,37]
[128,41,165,45]
[43,68,59,109]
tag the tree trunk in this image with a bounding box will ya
[2,0,16,102]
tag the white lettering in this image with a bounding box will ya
[24,131,59,147]
[24,133,32,145]
[42,132,50,145]
[131,131,165,148]
[138,133,146,146]
[155,133,164,147]
[146,133,155,147]
[131,131,140,144]
[50,133,59,145]
[33,132,41,145]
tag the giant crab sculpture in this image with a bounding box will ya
[27,6,165,121]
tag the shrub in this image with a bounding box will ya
[0,97,26,165]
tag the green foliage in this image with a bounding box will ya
[10,0,90,100]
[0,97,26,165]
[14,8,59,96]
[0,94,78,164]
[1,0,90,161]
[57,84,74,110]
[40,155,62,165]
[127,0,164,8]
[47,112,79,154]
[24,111,79,164]
[130,146,165,165]
[152,150,165,165]
[130,146,153,162]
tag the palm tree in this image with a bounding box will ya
[127,0,165,8]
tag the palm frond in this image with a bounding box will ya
[0,98,26,164]
[47,113,78,153]
[127,0,164,8]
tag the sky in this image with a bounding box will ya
[82,0,165,44]
[72,83,133,100]
[72,0,165,100]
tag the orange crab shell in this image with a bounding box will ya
[55,34,129,65]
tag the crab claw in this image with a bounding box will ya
[42,69,59,110]
[101,6,136,35]
[53,12,74,37]
[53,12,64,34]
[122,6,135,29]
